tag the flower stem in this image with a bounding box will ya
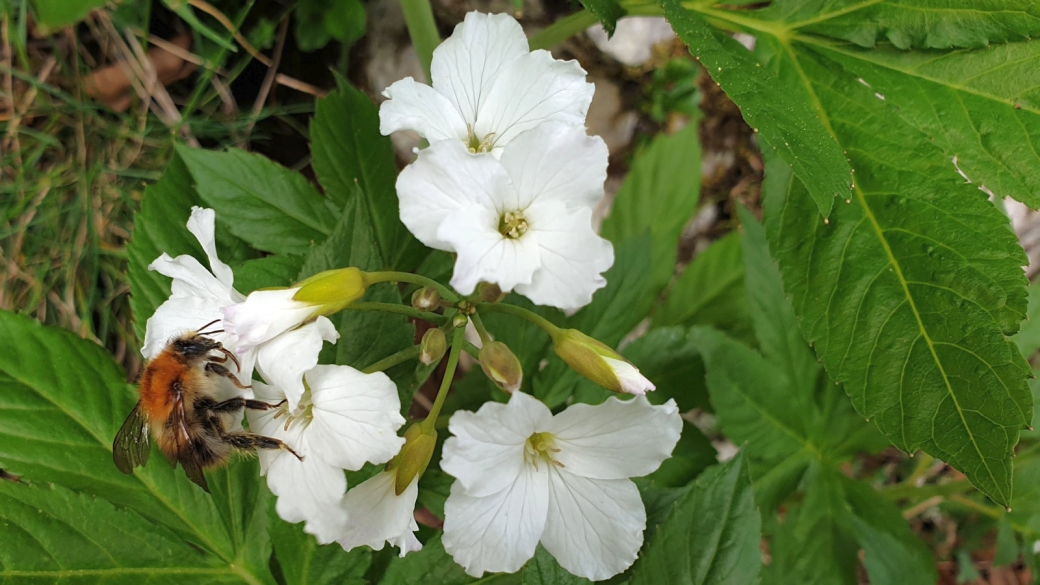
[527,10,599,50]
[470,311,492,344]
[461,339,481,360]
[397,0,440,80]
[422,323,467,432]
[363,271,459,302]
[477,302,562,338]
[362,346,422,374]
[345,301,447,324]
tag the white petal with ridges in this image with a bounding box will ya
[255,317,338,411]
[499,123,607,211]
[185,206,235,289]
[222,287,314,353]
[437,207,541,295]
[307,365,406,470]
[541,471,645,581]
[380,77,469,142]
[516,203,614,310]
[442,391,552,497]
[430,12,528,126]
[547,396,681,480]
[142,296,229,360]
[474,51,593,149]
[338,471,421,557]
[149,253,237,303]
[443,462,548,577]
[396,140,512,248]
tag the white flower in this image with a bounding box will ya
[143,207,338,406]
[440,392,682,580]
[396,123,614,310]
[250,365,406,543]
[338,470,422,557]
[379,11,594,157]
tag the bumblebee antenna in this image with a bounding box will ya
[196,319,223,336]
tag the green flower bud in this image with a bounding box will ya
[389,423,437,495]
[420,328,447,365]
[476,282,506,304]
[292,267,366,314]
[479,341,523,394]
[552,329,655,395]
[411,287,441,310]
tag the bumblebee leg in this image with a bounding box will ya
[209,348,242,372]
[205,362,252,390]
[223,432,304,461]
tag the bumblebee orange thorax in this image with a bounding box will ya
[138,351,191,421]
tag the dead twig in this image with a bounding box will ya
[246,16,289,139]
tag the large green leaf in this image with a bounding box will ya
[311,76,425,270]
[659,0,852,216]
[269,502,371,585]
[379,534,520,585]
[176,144,336,256]
[631,455,761,585]
[760,51,1031,505]
[601,122,702,290]
[0,311,272,582]
[31,0,105,29]
[521,546,592,585]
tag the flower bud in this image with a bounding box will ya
[552,329,655,395]
[479,341,523,394]
[292,267,367,315]
[419,328,447,365]
[390,423,437,495]
[476,282,506,304]
[411,287,441,310]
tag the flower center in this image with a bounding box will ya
[524,431,564,470]
[499,210,529,239]
[466,124,496,153]
[272,388,315,432]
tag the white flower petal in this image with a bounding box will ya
[255,317,339,411]
[442,391,552,497]
[266,444,349,544]
[515,203,614,310]
[185,206,235,290]
[149,252,237,303]
[306,365,406,470]
[541,471,644,581]
[396,140,513,249]
[474,51,594,149]
[380,77,469,143]
[437,207,541,295]
[603,357,656,395]
[547,396,681,480]
[142,296,228,360]
[499,123,607,210]
[442,462,548,577]
[222,287,314,352]
[430,11,529,126]
[338,470,421,557]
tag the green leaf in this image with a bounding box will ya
[579,0,624,35]
[659,0,852,216]
[270,502,371,585]
[654,231,751,343]
[176,144,336,256]
[1015,282,1040,358]
[521,546,592,585]
[616,326,710,412]
[380,534,494,585]
[631,455,762,585]
[127,155,204,342]
[0,311,272,582]
[311,76,424,270]
[233,255,308,293]
[601,122,702,290]
[647,421,717,488]
[0,481,247,583]
[31,0,104,29]
[760,54,1032,505]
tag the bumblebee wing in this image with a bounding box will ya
[113,402,151,474]
[168,389,210,493]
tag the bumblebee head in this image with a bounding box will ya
[172,334,222,360]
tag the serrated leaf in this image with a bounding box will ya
[0,311,272,582]
[1014,280,1040,358]
[270,500,371,585]
[654,231,751,343]
[760,52,1032,505]
[579,0,624,35]
[176,144,335,256]
[601,122,702,290]
[521,546,592,585]
[311,76,424,270]
[233,255,308,293]
[659,0,852,216]
[631,455,761,585]
[380,534,507,585]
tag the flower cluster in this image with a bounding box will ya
[381,11,614,311]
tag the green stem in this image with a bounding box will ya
[398,0,440,80]
[345,301,446,324]
[528,10,599,50]
[362,346,421,374]
[461,339,482,360]
[364,271,459,302]
[880,479,972,502]
[422,324,467,431]
[470,311,492,344]
[477,302,562,338]
[903,452,935,487]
